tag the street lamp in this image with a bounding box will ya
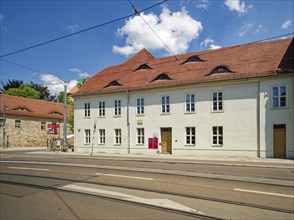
[63,81,67,152]
[2,100,8,148]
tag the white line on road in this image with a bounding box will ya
[96,173,153,181]
[234,188,294,198]
[8,167,49,171]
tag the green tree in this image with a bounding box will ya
[76,78,88,88]
[0,79,23,93]
[4,84,41,99]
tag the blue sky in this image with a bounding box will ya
[0,0,293,95]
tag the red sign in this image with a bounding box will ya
[148,137,158,149]
[47,128,58,134]
[47,124,60,128]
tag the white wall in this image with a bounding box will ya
[74,76,294,158]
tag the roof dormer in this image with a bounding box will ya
[105,80,122,88]
[135,64,152,71]
[152,73,172,82]
[183,55,203,64]
[211,66,232,74]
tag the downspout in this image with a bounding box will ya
[126,90,130,154]
[257,80,260,157]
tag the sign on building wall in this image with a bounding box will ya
[148,137,158,149]
[47,124,60,135]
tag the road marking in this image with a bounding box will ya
[234,188,294,198]
[8,167,49,171]
[96,173,153,181]
[61,183,203,214]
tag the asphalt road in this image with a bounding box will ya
[0,150,293,219]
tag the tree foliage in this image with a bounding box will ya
[0,79,24,92]
[30,81,56,101]
[3,84,41,99]
[77,78,88,88]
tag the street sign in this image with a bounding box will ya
[48,124,60,128]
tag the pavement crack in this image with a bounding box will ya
[54,190,81,220]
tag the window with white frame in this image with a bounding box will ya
[84,129,91,144]
[41,122,46,130]
[114,100,121,116]
[272,85,287,108]
[99,101,105,116]
[99,129,105,144]
[185,94,195,113]
[186,127,195,145]
[212,92,223,111]
[212,126,223,146]
[84,103,90,117]
[114,129,122,145]
[0,118,4,127]
[137,128,144,145]
[137,98,144,115]
[161,96,170,114]
[15,120,21,128]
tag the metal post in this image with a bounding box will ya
[2,100,7,148]
[63,82,67,152]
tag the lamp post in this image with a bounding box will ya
[2,101,8,148]
[63,82,67,152]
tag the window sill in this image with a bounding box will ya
[84,143,91,145]
[185,144,195,147]
[184,112,196,115]
[136,144,145,146]
[136,114,145,117]
[160,113,171,116]
[271,106,288,110]
[212,145,223,147]
[98,116,106,118]
[211,110,224,113]
[113,115,122,118]
[84,117,91,119]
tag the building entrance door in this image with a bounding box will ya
[273,124,286,158]
[161,128,172,154]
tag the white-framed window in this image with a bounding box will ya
[212,126,223,146]
[99,101,105,117]
[114,129,122,145]
[212,92,223,112]
[161,96,170,114]
[84,103,90,117]
[114,100,121,116]
[15,120,21,128]
[137,128,145,145]
[186,127,195,145]
[137,98,145,115]
[84,129,91,144]
[0,118,5,127]
[99,129,105,144]
[41,122,46,130]
[185,94,195,113]
[272,85,287,108]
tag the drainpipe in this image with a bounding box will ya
[257,80,260,157]
[126,90,130,154]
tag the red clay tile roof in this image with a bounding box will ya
[0,94,71,119]
[74,38,293,97]
[68,85,79,95]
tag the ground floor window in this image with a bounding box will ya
[84,129,91,144]
[137,128,144,145]
[15,120,21,128]
[41,122,46,130]
[99,129,105,144]
[212,126,223,146]
[114,129,122,145]
[186,127,195,145]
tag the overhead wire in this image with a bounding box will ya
[0,0,168,58]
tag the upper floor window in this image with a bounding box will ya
[114,100,121,116]
[152,73,171,82]
[186,127,196,145]
[213,126,223,146]
[84,103,90,117]
[212,66,231,74]
[183,55,203,64]
[99,101,105,117]
[137,128,145,145]
[212,92,223,112]
[135,64,151,71]
[272,85,287,108]
[161,96,170,114]
[137,98,144,115]
[15,119,21,128]
[84,129,91,144]
[185,94,195,113]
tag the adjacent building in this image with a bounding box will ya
[0,94,70,147]
[73,38,294,158]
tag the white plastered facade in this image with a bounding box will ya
[74,75,294,158]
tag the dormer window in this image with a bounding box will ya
[152,73,172,81]
[212,66,231,74]
[135,64,152,71]
[50,112,62,115]
[15,107,30,112]
[183,55,203,64]
[105,81,122,88]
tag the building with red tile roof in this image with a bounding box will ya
[73,38,294,158]
[0,94,71,148]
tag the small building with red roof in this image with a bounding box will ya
[72,38,294,158]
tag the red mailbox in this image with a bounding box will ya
[148,137,158,149]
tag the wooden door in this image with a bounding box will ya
[273,125,286,158]
[161,128,172,154]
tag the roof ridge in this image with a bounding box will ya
[123,48,155,65]
[0,94,63,105]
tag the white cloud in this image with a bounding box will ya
[0,14,7,31]
[281,19,292,29]
[200,37,221,50]
[67,24,79,32]
[39,74,78,95]
[0,14,4,22]
[224,0,252,14]
[196,0,209,9]
[238,22,254,37]
[69,68,90,78]
[113,7,203,56]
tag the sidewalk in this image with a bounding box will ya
[2,146,293,169]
